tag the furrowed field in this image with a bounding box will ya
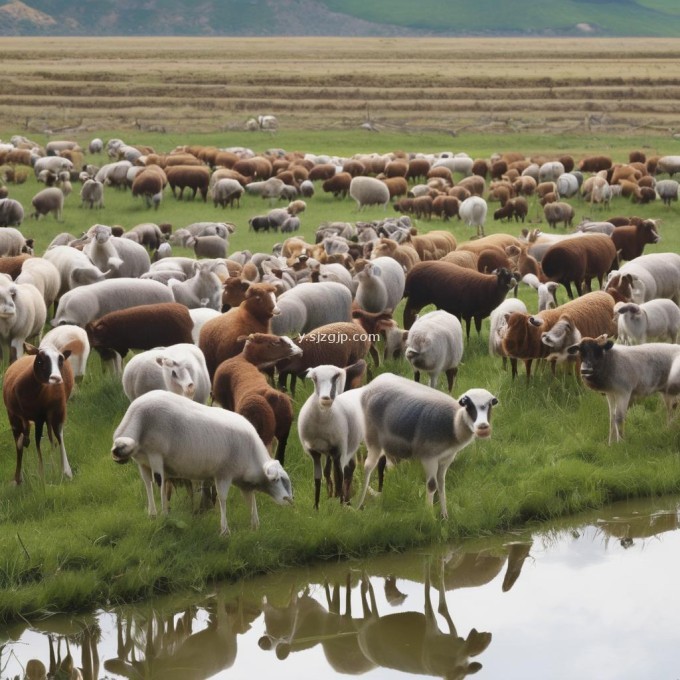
[0,37,679,622]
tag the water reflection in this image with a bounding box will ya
[2,496,679,680]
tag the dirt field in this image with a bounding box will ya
[2,37,680,136]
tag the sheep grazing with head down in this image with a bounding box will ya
[355,373,498,518]
[111,390,293,536]
[297,361,367,509]
[614,300,680,345]
[349,176,390,210]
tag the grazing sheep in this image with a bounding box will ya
[655,156,680,177]
[40,325,90,381]
[0,277,47,362]
[52,278,174,327]
[354,257,405,315]
[111,390,293,535]
[405,310,464,391]
[459,196,488,237]
[3,342,74,484]
[349,177,390,210]
[556,173,580,199]
[212,178,244,208]
[122,343,211,403]
[322,172,353,199]
[211,333,300,464]
[270,281,353,337]
[605,253,680,304]
[656,179,679,206]
[297,362,367,508]
[403,262,516,338]
[567,336,680,444]
[30,187,64,220]
[543,201,574,229]
[165,165,210,201]
[0,198,24,227]
[355,373,497,518]
[614,300,680,345]
[79,179,105,209]
[186,234,228,259]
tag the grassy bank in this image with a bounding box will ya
[0,130,679,623]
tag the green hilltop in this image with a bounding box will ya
[1,0,679,36]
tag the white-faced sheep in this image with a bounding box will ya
[405,310,464,392]
[614,300,680,345]
[40,325,90,382]
[297,361,367,509]
[355,373,498,518]
[605,253,680,304]
[0,276,47,362]
[111,390,293,535]
[567,336,680,444]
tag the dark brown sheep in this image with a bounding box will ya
[611,220,660,262]
[432,194,460,221]
[0,253,32,279]
[308,163,339,182]
[471,158,490,178]
[384,160,408,178]
[403,261,517,338]
[322,172,352,198]
[382,177,409,200]
[541,234,618,299]
[579,155,612,173]
[407,158,432,182]
[412,194,433,219]
[165,165,210,201]
[341,160,366,177]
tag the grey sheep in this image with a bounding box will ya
[349,176,390,210]
[168,260,223,310]
[0,198,24,227]
[186,234,228,259]
[354,256,406,315]
[656,179,679,206]
[31,187,64,220]
[79,179,104,209]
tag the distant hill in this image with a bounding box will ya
[1,0,679,36]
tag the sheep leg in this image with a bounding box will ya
[275,428,289,466]
[214,478,232,536]
[310,450,323,510]
[331,454,343,501]
[138,464,158,518]
[524,359,534,384]
[435,459,452,520]
[369,344,380,367]
[423,458,439,512]
[446,367,458,393]
[414,370,421,384]
[356,445,382,510]
[34,418,46,480]
[342,458,356,505]
[377,454,387,492]
[51,419,72,480]
[10,417,28,485]
[241,489,259,530]
[403,302,420,330]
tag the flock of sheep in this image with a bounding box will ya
[1,132,680,535]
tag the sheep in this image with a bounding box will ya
[270,281,353,337]
[297,362,367,508]
[458,196,488,237]
[0,228,32,258]
[370,238,420,272]
[322,172,353,199]
[556,173,580,199]
[199,282,279,378]
[349,176,390,210]
[543,201,574,229]
[541,234,618,299]
[614,300,680,345]
[403,262,516,338]
[579,156,613,173]
[85,301,194,373]
[212,178,244,208]
[52,278,175,327]
[655,156,680,177]
[0,277,47,363]
[121,222,166,252]
[567,336,680,444]
[82,224,151,279]
[275,321,373,393]
[3,340,74,486]
[95,160,132,188]
[165,165,210,201]
[79,179,105,209]
[40,325,90,381]
[538,161,565,183]
[111,390,293,535]
[188,307,221,344]
[605,253,680,304]
[30,187,64,220]
[168,260,222,310]
[211,333,301,464]
[522,274,559,312]
[354,257,405,315]
[15,257,61,312]
[405,310,464,392]
[656,179,679,206]
[611,220,660,262]
[539,315,583,369]
[122,343,211,403]
[489,298,528,372]
[501,290,616,381]
[355,373,498,518]
[43,245,109,299]
[0,198,24,227]
[186,234,228,259]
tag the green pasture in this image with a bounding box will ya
[0,129,679,623]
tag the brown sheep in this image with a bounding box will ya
[407,158,432,182]
[405,229,457,260]
[447,185,472,201]
[543,201,574,229]
[403,261,517,337]
[505,244,544,280]
[3,343,74,484]
[412,194,433,219]
[222,276,251,311]
[371,237,420,272]
[579,156,613,173]
[199,282,279,379]
[275,321,373,393]
[308,163,339,182]
[541,234,618,299]
[458,233,522,256]
[393,198,415,215]
[341,160,366,177]
[382,177,409,200]
[211,333,299,465]
[440,250,478,270]
[427,166,453,183]
[501,290,616,381]
[513,175,537,197]
[165,165,210,201]
[432,195,460,221]
[85,302,194,368]
[490,160,508,179]
[487,182,514,205]
[0,253,32,279]
[384,160,408,178]
[476,247,515,275]
[456,175,486,196]
[322,172,352,198]
[611,220,660,262]
[629,150,647,164]
[471,158,490,178]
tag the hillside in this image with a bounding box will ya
[1,0,679,36]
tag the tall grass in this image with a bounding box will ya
[0,130,679,622]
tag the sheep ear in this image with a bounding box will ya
[528,316,544,327]
[458,395,471,407]
[24,342,39,355]
[344,360,367,389]
[263,460,282,481]
[62,350,72,361]
[491,397,499,406]
[236,334,249,343]
[566,343,581,356]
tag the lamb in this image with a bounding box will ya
[40,325,90,381]
[199,282,280,378]
[349,177,390,210]
[354,257,405,315]
[0,198,24,227]
[605,253,680,304]
[567,336,680,444]
[405,310,464,391]
[30,187,64,220]
[3,342,74,484]
[168,260,222,310]
[0,277,47,362]
[355,373,498,518]
[211,333,301,464]
[270,281,353,337]
[122,343,211,403]
[52,278,175,327]
[85,301,194,372]
[614,300,680,345]
[111,390,293,535]
[458,196,488,237]
[610,220,660,262]
[403,261,516,338]
[297,362,367,508]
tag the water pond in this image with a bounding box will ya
[2,495,679,679]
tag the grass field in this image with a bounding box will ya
[0,38,680,623]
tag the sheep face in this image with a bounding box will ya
[244,283,279,318]
[567,335,614,389]
[157,357,196,398]
[261,460,293,506]
[91,224,112,244]
[111,436,137,464]
[25,343,72,385]
[307,365,347,409]
[458,389,498,439]
[0,284,16,318]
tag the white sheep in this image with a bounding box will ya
[349,176,390,210]
[405,310,464,392]
[30,187,64,221]
[40,325,90,381]
[79,179,105,209]
[614,300,680,345]
[297,362,366,509]
[354,257,405,315]
[607,253,680,304]
[0,227,31,256]
[489,298,528,367]
[122,344,211,403]
[521,274,559,312]
[15,257,61,312]
[111,390,293,535]
[43,245,109,298]
[0,276,47,362]
[459,196,488,238]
